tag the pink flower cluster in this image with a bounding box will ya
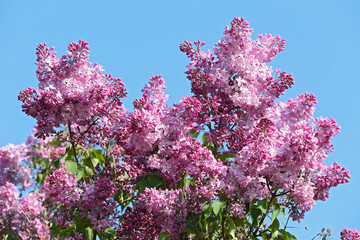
[117,75,224,186]
[18,40,126,140]
[0,143,32,190]
[42,166,79,206]
[42,167,117,230]
[0,183,49,239]
[118,188,183,238]
[80,178,117,230]
[0,142,50,239]
[341,228,360,240]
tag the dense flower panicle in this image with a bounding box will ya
[0,143,32,190]
[0,183,49,239]
[313,116,340,152]
[118,188,191,239]
[180,17,294,151]
[18,40,126,139]
[117,75,225,202]
[0,182,19,216]
[341,228,360,240]
[117,205,161,239]
[125,75,168,154]
[313,162,350,201]
[80,178,117,230]
[42,167,117,230]
[16,191,49,239]
[139,188,184,234]
[42,166,79,205]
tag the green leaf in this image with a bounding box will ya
[137,173,165,193]
[202,203,212,220]
[75,218,91,233]
[158,233,173,240]
[218,152,235,161]
[204,141,215,152]
[270,185,280,192]
[84,166,94,177]
[279,230,289,240]
[225,217,236,238]
[64,144,74,160]
[250,207,261,226]
[65,160,77,175]
[185,212,199,230]
[90,157,99,168]
[280,205,286,219]
[270,218,280,236]
[180,228,196,234]
[54,158,61,169]
[83,154,98,169]
[271,203,281,223]
[36,173,47,184]
[279,230,297,240]
[65,143,72,153]
[183,177,196,188]
[49,137,60,146]
[40,158,51,169]
[189,129,199,138]
[0,230,17,239]
[287,233,297,240]
[212,201,226,216]
[50,222,73,238]
[147,174,164,188]
[258,199,268,214]
[76,167,84,181]
[84,227,94,240]
[202,132,208,144]
[92,149,105,166]
[104,228,117,239]
[114,190,133,211]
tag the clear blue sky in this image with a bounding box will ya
[1,1,359,238]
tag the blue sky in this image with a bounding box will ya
[1,0,359,238]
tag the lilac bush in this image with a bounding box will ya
[0,17,356,239]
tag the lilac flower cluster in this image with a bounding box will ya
[341,228,360,240]
[0,155,49,239]
[42,167,116,231]
[118,188,183,239]
[0,143,32,190]
[18,40,126,140]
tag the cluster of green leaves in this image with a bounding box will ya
[57,144,105,180]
